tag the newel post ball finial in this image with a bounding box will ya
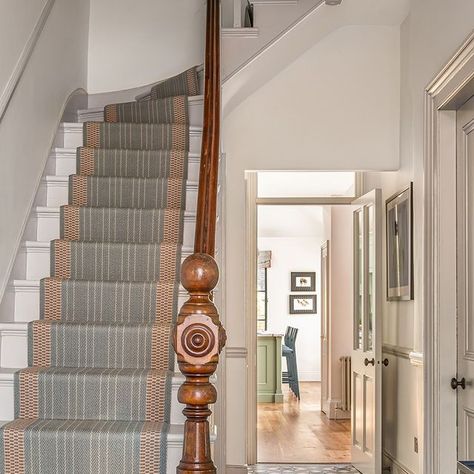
[174,252,225,474]
[181,253,219,294]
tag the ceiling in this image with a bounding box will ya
[258,205,327,239]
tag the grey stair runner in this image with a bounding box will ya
[0,65,201,473]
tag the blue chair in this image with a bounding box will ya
[282,326,300,400]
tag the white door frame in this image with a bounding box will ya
[321,240,330,416]
[245,172,363,465]
[423,32,474,474]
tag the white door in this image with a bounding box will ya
[321,241,330,415]
[351,190,382,474]
[457,95,474,461]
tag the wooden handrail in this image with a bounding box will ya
[194,0,221,257]
[172,1,225,473]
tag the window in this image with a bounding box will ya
[257,266,268,332]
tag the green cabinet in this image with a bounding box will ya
[257,334,283,403]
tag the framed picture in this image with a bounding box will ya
[386,183,414,301]
[291,272,316,292]
[289,294,317,314]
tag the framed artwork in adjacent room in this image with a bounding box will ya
[386,183,414,301]
[289,294,317,314]
[291,272,316,292]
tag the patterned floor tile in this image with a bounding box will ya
[248,464,359,473]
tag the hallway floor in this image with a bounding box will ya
[248,466,358,473]
[257,382,351,463]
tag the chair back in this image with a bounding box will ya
[284,326,298,350]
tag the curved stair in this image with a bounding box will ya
[0,67,203,473]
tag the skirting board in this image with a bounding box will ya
[226,465,248,473]
[383,450,415,474]
[298,371,321,382]
[326,399,350,420]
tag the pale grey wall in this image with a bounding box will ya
[0,0,90,304]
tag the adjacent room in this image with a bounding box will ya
[254,172,356,464]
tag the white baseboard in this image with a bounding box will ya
[326,399,350,419]
[298,371,321,382]
[383,450,415,474]
[226,465,248,473]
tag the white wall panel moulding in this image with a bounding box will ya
[408,351,423,367]
[226,347,248,358]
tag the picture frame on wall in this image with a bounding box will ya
[386,183,414,301]
[289,294,317,314]
[291,272,316,292]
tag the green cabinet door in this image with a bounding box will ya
[257,335,283,403]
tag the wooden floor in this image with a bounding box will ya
[257,382,351,464]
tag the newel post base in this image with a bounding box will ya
[172,254,226,474]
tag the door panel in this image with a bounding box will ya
[457,94,474,461]
[351,189,382,474]
[353,372,364,448]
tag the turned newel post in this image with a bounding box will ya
[172,253,226,474]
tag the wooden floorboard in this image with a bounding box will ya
[257,382,351,464]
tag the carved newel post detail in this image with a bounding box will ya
[172,253,226,473]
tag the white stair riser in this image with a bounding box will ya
[0,330,27,369]
[167,446,182,474]
[12,246,192,281]
[54,125,203,153]
[12,246,49,281]
[24,210,196,246]
[0,375,185,424]
[46,150,201,182]
[77,101,204,128]
[1,286,188,323]
[35,179,198,210]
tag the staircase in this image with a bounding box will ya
[222,0,327,78]
[0,67,205,472]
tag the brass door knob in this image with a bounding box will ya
[364,358,375,367]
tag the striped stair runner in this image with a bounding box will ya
[0,66,200,473]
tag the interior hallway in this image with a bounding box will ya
[257,382,351,464]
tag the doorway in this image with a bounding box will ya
[247,171,386,472]
[256,203,353,464]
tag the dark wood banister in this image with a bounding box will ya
[172,1,226,473]
[194,0,221,256]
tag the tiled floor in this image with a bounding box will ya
[248,465,358,473]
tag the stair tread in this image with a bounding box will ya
[77,95,204,115]
[0,419,186,438]
[60,123,203,131]
[44,175,198,184]
[35,206,196,217]
[0,418,169,432]
[10,278,188,294]
[23,241,193,251]
[31,319,172,328]
[28,320,174,370]
[0,367,184,381]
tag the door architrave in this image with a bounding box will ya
[245,173,363,465]
[423,32,474,474]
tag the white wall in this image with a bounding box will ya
[0,0,90,303]
[364,2,474,473]
[87,0,206,93]
[259,237,322,381]
[223,24,400,466]
[223,25,400,171]
[0,0,48,102]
